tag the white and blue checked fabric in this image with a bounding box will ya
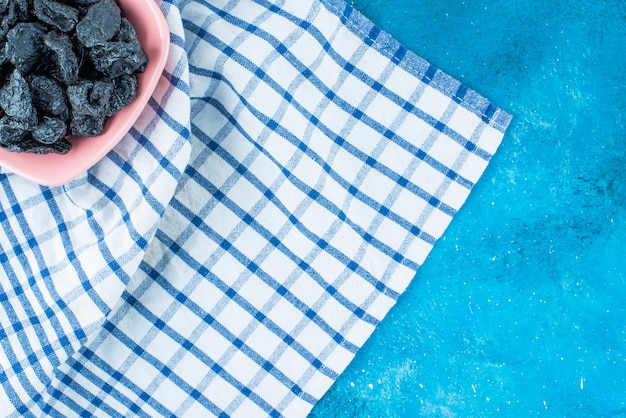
[0,0,511,416]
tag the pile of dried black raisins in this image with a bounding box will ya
[0,0,147,154]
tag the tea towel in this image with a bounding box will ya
[0,0,511,416]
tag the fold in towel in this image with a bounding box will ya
[0,0,510,416]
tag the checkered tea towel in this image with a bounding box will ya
[0,0,511,416]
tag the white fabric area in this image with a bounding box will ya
[0,0,510,416]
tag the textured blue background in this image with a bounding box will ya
[311,0,626,416]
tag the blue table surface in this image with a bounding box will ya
[311,0,626,416]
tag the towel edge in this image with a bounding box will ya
[319,0,513,133]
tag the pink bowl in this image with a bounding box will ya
[0,0,170,187]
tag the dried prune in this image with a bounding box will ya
[90,41,147,78]
[0,1,19,40]
[76,0,121,48]
[70,113,105,137]
[5,22,46,73]
[114,18,137,43]
[0,116,29,146]
[32,116,67,144]
[107,74,137,116]
[44,32,79,84]
[30,76,69,119]
[33,0,79,33]
[0,0,146,154]
[0,69,35,121]
[67,79,114,117]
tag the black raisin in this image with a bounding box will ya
[33,0,80,33]
[107,74,137,116]
[0,68,35,121]
[114,18,137,43]
[44,32,79,85]
[31,116,67,144]
[0,1,19,40]
[89,41,147,78]
[70,113,105,137]
[0,116,29,146]
[75,0,121,48]
[5,22,46,73]
[67,78,114,117]
[30,76,70,119]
